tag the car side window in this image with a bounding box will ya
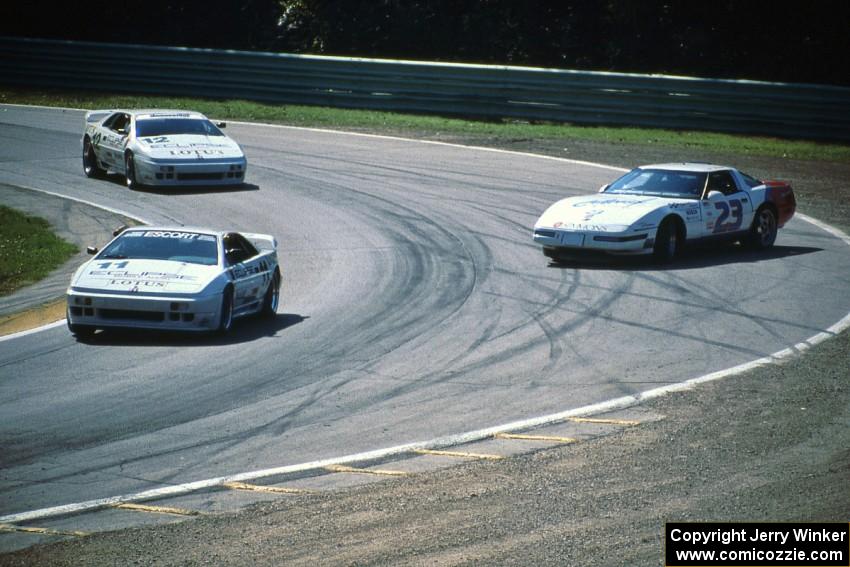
[102,113,120,129]
[707,171,739,196]
[223,233,258,265]
[109,114,130,135]
[739,171,763,188]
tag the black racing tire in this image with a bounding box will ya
[745,206,778,250]
[216,286,235,334]
[653,218,680,263]
[261,269,281,318]
[67,308,96,338]
[124,152,142,190]
[82,137,105,178]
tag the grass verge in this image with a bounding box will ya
[0,205,78,296]
[2,87,850,162]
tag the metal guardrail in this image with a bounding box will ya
[2,36,849,141]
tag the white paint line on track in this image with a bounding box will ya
[3,105,850,525]
[7,183,153,227]
[0,320,66,343]
[4,311,850,525]
[227,118,630,173]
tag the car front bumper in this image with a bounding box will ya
[67,288,223,332]
[134,155,247,187]
[533,227,657,256]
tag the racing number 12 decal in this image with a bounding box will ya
[713,199,743,233]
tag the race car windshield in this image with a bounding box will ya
[135,118,224,138]
[98,231,219,266]
[605,169,707,199]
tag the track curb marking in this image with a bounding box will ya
[494,433,578,443]
[112,503,200,517]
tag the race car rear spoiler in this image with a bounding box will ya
[85,109,115,123]
[243,233,277,252]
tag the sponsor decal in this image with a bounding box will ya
[167,149,226,156]
[581,209,605,221]
[109,279,167,288]
[670,203,700,216]
[553,222,609,231]
[143,231,205,239]
[90,269,197,281]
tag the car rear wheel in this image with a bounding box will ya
[261,270,281,318]
[653,218,680,263]
[216,287,235,334]
[745,206,777,250]
[82,138,105,178]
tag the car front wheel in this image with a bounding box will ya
[124,152,142,190]
[216,287,235,334]
[653,218,680,263]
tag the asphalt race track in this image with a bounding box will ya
[2,105,850,519]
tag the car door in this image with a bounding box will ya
[95,112,131,170]
[223,233,268,312]
[699,170,755,238]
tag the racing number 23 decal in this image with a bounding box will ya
[713,199,743,233]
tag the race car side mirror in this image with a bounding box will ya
[598,184,609,193]
[113,225,128,237]
[86,246,98,255]
[706,190,724,201]
[216,122,227,129]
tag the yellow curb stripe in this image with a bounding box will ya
[568,417,640,426]
[325,464,409,477]
[112,503,200,516]
[494,433,578,443]
[0,298,66,338]
[414,449,503,460]
[222,481,309,494]
[0,523,88,537]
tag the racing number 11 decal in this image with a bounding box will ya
[713,199,744,233]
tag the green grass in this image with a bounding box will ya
[0,206,78,296]
[3,87,849,162]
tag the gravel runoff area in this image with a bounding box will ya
[1,136,848,566]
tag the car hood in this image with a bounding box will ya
[70,259,221,295]
[535,193,684,231]
[135,135,243,160]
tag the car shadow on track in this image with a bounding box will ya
[139,182,260,196]
[74,313,307,347]
[547,244,822,271]
[98,174,259,195]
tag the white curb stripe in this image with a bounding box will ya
[3,311,850,525]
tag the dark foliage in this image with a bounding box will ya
[3,0,848,86]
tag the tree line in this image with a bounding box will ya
[4,0,848,86]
